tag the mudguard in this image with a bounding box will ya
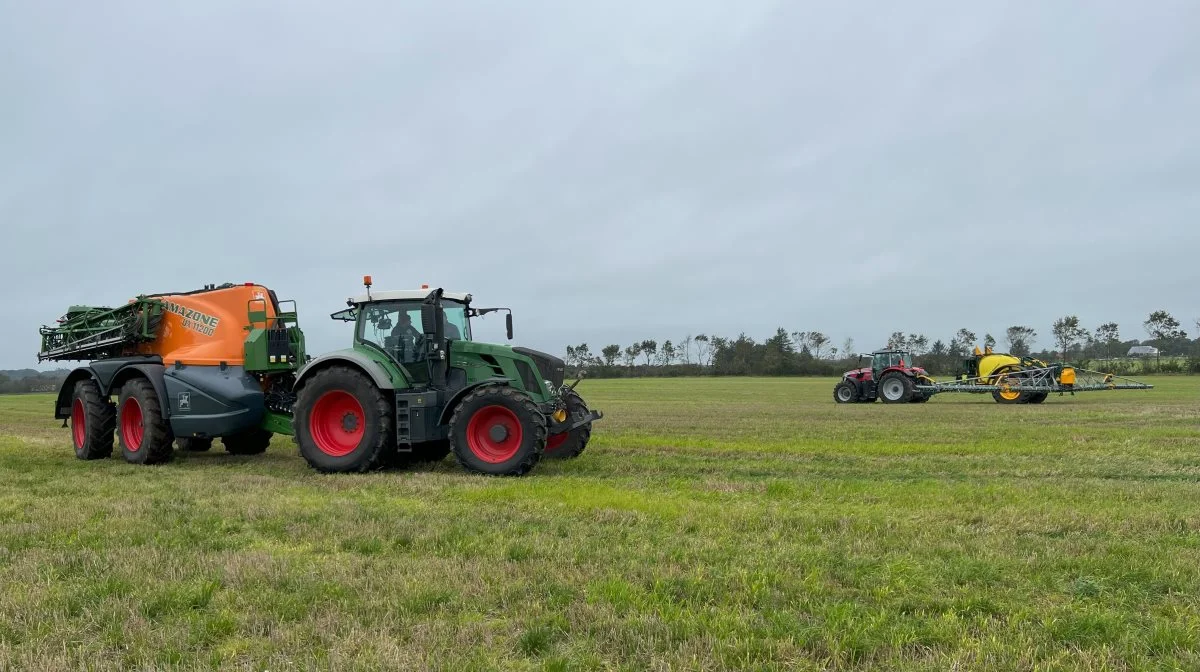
[53,368,103,419]
[53,359,171,420]
[294,349,401,392]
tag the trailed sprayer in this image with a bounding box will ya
[40,283,304,463]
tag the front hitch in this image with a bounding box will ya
[549,409,603,435]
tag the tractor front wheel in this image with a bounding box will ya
[450,386,545,475]
[117,378,174,464]
[544,391,592,459]
[878,373,915,403]
[294,366,393,473]
[71,379,115,460]
[833,381,858,404]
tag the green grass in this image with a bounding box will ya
[1,377,1198,670]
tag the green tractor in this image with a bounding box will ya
[289,280,601,476]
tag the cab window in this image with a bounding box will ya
[358,301,425,365]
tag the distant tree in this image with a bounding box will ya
[659,340,675,366]
[887,331,907,349]
[929,340,947,356]
[1052,315,1088,358]
[842,337,855,358]
[640,340,658,366]
[623,344,640,369]
[602,344,621,367]
[710,336,729,364]
[570,343,593,369]
[1095,322,1120,343]
[791,331,809,354]
[808,332,830,359]
[1090,323,1120,358]
[694,334,712,367]
[984,333,996,351]
[1144,310,1186,340]
[951,328,977,355]
[908,334,929,355]
[1005,326,1037,356]
[679,335,693,365]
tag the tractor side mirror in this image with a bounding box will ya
[421,303,445,346]
[506,313,513,340]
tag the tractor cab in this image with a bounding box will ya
[871,350,917,376]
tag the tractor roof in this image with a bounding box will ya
[351,289,472,304]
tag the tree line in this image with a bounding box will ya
[0,369,70,394]
[565,309,1200,378]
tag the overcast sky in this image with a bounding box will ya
[2,1,1199,369]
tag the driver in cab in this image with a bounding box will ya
[390,312,421,363]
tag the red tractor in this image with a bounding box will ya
[833,349,936,403]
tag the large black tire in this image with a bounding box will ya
[992,372,1030,404]
[878,372,915,404]
[223,429,272,455]
[910,392,931,403]
[176,437,213,452]
[70,379,115,460]
[294,366,393,473]
[1027,392,1048,404]
[833,381,858,404]
[116,378,174,464]
[449,386,545,476]
[544,391,592,459]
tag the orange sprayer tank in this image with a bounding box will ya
[134,284,278,366]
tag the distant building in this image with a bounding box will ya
[1127,345,1159,357]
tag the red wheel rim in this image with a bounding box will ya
[309,390,365,457]
[466,405,523,463]
[71,399,86,448]
[546,432,568,453]
[121,397,144,452]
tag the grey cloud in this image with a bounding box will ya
[2,0,1199,368]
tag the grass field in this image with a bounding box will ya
[1,377,1198,670]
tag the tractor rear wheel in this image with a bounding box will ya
[71,379,115,460]
[117,378,174,464]
[833,381,858,404]
[450,386,545,475]
[223,429,272,455]
[878,373,915,403]
[176,437,212,452]
[294,366,393,473]
[544,391,592,459]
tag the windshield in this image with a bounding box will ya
[356,300,472,358]
[874,352,915,369]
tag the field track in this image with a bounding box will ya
[0,377,1198,670]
